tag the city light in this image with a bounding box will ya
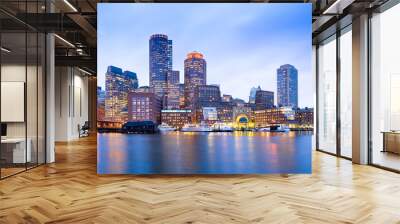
[98,34,314,132]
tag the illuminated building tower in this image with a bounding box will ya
[97,86,106,121]
[277,64,298,108]
[255,89,274,110]
[105,66,139,122]
[193,84,221,122]
[166,70,180,109]
[124,71,139,90]
[249,86,261,104]
[179,83,185,109]
[194,84,221,108]
[184,51,206,108]
[217,102,234,123]
[149,34,172,97]
[168,40,173,70]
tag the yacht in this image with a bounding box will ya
[257,125,290,132]
[181,123,212,132]
[157,123,176,132]
[257,127,270,132]
[211,123,235,132]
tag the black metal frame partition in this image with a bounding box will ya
[315,23,352,161]
[316,0,400,173]
[0,1,48,180]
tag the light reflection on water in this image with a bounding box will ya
[97,131,312,174]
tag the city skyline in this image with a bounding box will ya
[98,3,313,107]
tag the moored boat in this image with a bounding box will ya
[257,125,289,132]
[211,122,234,132]
[181,123,212,132]
[158,123,176,132]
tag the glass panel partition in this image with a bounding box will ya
[0,1,46,179]
[317,35,337,154]
[339,28,352,158]
[1,31,28,177]
[371,3,400,171]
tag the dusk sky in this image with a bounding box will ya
[98,3,313,107]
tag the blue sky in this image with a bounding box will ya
[98,3,313,107]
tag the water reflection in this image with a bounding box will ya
[97,131,312,174]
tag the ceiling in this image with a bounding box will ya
[0,0,390,75]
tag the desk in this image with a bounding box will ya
[382,131,400,154]
[1,138,31,163]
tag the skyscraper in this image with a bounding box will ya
[166,70,180,109]
[184,51,206,108]
[97,86,106,121]
[255,90,274,110]
[105,66,139,122]
[149,34,172,97]
[277,64,298,108]
[179,83,185,109]
[168,40,173,70]
[249,86,261,104]
[193,84,221,108]
[123,71,139,90]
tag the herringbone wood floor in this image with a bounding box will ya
[1,135,400,224]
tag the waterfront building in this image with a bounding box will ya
[97,121,123,132]
[194,84,221,108]
[161,109,192,129]
[184,51,207,108]
[249,86,261,104]
[277,64,298,108]
[294,107,314,128]
[202,107,218,122]
[105,66,138,122]
[127,92,162,124]
[254,107,296,128]
[149,34,172,97]
[255,90,274,110]
[166,70,180,109]
[232,106,254,129]
[217,102,234,123]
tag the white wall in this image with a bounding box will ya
[54,67,89,141]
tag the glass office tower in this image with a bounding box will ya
[149,34,172,98]
[277,64,298,108]
[105,66,138,122]
[166,70,180,109]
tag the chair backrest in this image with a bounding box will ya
[82,121,90,129]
